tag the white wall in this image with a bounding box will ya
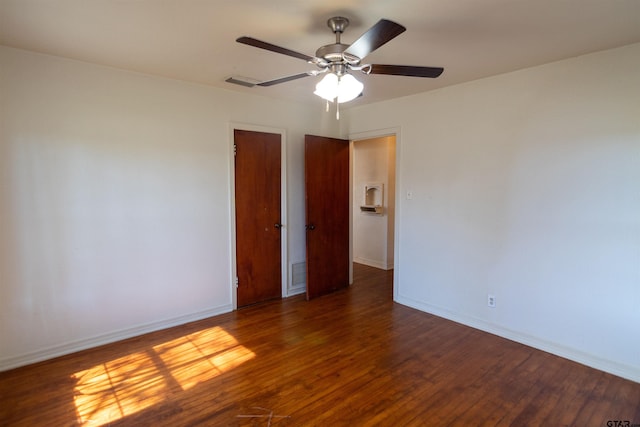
[0,46,337,370]
[346,43,640,382]
[352,136,395,269]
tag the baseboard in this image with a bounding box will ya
[0,304,233,372]
[395,294,640,384]
[353,257,392,270]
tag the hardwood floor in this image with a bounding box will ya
[1,264,638,426]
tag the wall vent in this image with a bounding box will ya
[291,261,307,294]
[291,262,306,287]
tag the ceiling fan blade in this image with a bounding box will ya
[344,19,406,60]
[237,36,317,63]
[257,72,312,87]
[368,64,444,78]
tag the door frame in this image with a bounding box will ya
[349,126,401,300]
[228,122,288,310]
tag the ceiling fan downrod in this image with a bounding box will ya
[328,16,349,43]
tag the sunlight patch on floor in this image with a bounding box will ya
[153,326,256,391]
[73,326,255,425]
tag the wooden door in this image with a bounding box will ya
[305,134,350,299]
[234,129,282,307]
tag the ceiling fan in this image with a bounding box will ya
[229,17,444,104]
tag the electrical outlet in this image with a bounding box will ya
[487,294,496,308]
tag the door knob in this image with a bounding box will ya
[306,224,316,231]
[274,223,283,229]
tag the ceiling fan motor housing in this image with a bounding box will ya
[316,43,350,63]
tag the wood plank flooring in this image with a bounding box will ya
[1,263,639,426]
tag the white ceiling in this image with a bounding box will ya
[1,0,639,107]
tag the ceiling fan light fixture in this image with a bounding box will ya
[313,72,339,101]
[314,72,363,103]
[336,73,363,103]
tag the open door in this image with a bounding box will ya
[235,129,282,307]
[305,134,350,299]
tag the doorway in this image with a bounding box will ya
[352,136,396,269]
[350,129,398,296]
[302,131,398,300]
[231,125,287,308]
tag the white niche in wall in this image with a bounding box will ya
[360,183,384,215]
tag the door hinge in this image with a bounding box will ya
[235,276,239,288]
[233,143,237,156]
